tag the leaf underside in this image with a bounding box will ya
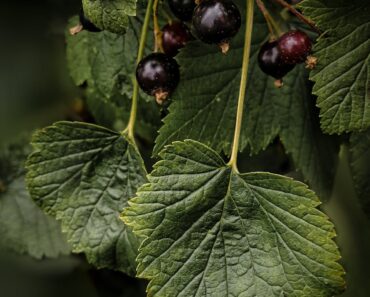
[300,0,370,134]
[26,121,147,275]
[123,140,345,297]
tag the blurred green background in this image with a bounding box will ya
[0,1,369,296]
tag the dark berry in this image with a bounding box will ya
[162,21,192,57]
[278,30,312,64]
[79,9,101,33]
[258,40,294,80]
[192,0,241,51]
[136,53,180,104]
[168,0,196,21]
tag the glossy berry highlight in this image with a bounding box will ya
[192,0,241,52]
[258,41,294,82]
[162,21,192,57]
[79,9,101,33]
[136,53,180,104]
[278,30,312,64]
[168,0,196,21]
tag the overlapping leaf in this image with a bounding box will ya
[123,140,345,297]
[300,0,370,134]
[26,122,147,275]
[0,137,70,258]
[349,128,370,220]
[154,2,339,198]
[82,0,137,34]
[66,15,161,143]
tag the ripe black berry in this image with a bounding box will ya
[168,0,196,21]
[136,53,180,104]
[162,21,192,57]
[79,9,101,33]
[192,0,241,53]
[258,41,294,82]
[278,30,312,64]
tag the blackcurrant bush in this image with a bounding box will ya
[278,30,312,64]
[192,0,241,53]
[162,21,192,57]
[168,0,196,21]
[258,40,294,85]
[136,53,180,104]
[79,9,101,33]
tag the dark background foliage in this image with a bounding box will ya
[0,1,369,296]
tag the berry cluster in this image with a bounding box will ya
[258,30,312,87]
[137,0,242,104]
[73,0,315,103]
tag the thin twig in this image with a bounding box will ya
[255,0,281,39]
[272,0,321,33]
[153,0,163,52]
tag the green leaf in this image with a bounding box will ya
[123,140,345,297]
[277,66,340,198]
[0,177,70,259]
[154,3,338,198]
[300,0,370,134]
[66,16,161,143]
[82,0,137,34]
[26,122,147,275]
[349,129,370,219]
[66,10,153,103]
[0,136,70,259]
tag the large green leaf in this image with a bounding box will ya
[0,137,70,259]
[154,3,338,198]
[123,140,345,297]
[349,129,370,219]
[82,0,137,34]
[26,122,147,275]
[300,0,370,134]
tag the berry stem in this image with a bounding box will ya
[271,0,321,33]
[228,0,254,172]
[123,0,154,140]
[255,0,281,39]
[153,0,164,52]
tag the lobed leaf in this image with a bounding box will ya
[123,140,345,297]
[26,122,147,275]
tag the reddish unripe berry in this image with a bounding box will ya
[162,21,192,57]
[278,30,312,64]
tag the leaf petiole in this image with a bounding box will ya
[123,0,154,141]
[153,0,164,52]
[227,0,255,172]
